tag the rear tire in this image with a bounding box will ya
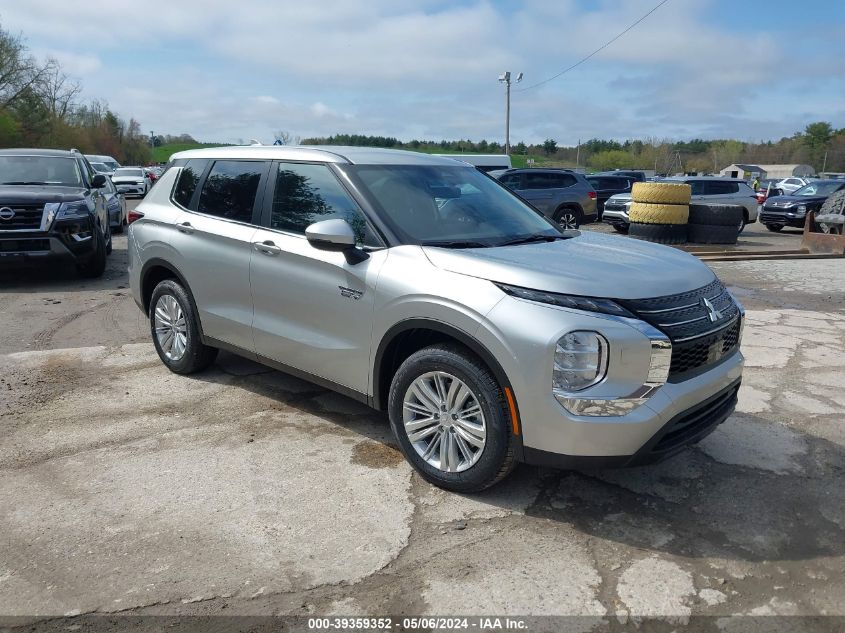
[629,222,687,245]
[388,343,516,492]
[611,224,629,234]
[149,279,218,374]
[765,224,784,232]
[554,206,581,230]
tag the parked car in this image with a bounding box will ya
[755,179,782,205]
[111,167,151,197]
[129,146,744,492]
[603,177,757,234]
[0,148,112,277]
[760,179,845,231]
[102,175,127,232]
[585,174,635,217]
[144,167,160,183]
[775,177,812,195]
[493,168,597,228]
[89,161,114,176]
[595,170,647,182]
[84,154,121,172]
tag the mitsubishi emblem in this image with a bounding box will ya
[701,296,723,323]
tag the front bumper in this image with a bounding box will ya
[0,219,99,264]
[602,207,630,227]
[476,295,745,464]
[760,208,807,227]
[115,183,146,196]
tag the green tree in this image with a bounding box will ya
[803,122,833,150]
[542,138,558,155]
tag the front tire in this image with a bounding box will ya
[765,224,783,233]
[77,228,107,278]
[150,279,218,374]
[555,207,581,230]
[388,344,516,492]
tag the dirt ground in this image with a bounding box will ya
[1,203,844,630]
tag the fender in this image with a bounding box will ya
[138,258,207,341]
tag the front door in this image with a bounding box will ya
[250,161,387,395]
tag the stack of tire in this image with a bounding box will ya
[628,182,690,244]
[687,204,744,244]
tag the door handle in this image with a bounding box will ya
[253,240,281,256]
[177,221,194,234]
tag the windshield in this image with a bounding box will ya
[792,181,843,197]
[344,165,561,247]
[90,162,110,173]
[0,155,83,186]
[114,168,144,177]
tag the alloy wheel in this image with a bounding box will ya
[558,211,579,229]
[153,295,188,361]
[402,371,486,473]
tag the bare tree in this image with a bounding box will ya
[273,130,292,145]
[0,26,52,109]
[39,59,81,120]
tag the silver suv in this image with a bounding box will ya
[491,168,598,229]
[129,146,745,492]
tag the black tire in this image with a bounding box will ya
[105,224,113,255]
[765,224,784,232]
[687,222,739,245]
[77,227,107,278]
[629,222,687,245]
[688,203,744,228]
[388,343,516,493]
[554,206,581,230]
[819,189,845,216]
[611,223,629,234]
[113,223,123,234]
[149,279,218,374]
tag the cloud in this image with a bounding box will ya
[0,0,840,144]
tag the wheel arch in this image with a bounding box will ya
[140,258,198,322]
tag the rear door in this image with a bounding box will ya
[171,158,271,352]
[249,161,388,394]
[516,171,557,213]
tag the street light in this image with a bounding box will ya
[498,71,522,156]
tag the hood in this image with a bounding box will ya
[112,175,144,182]
[765,194,826,207]
[607,193,632,203]
[423,231,715,300]
[0,185,87,204]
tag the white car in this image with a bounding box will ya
[775,178,811,195]
[111,167,151,197]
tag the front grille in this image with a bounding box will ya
[760,211,789,223]
[650,381,739,455]
[620,279,742,378]
[0,238,50,252]
[0,204,44,231]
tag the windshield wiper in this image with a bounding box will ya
[1,181,49,185]
[496,234,568,247]
[421,240,490,249]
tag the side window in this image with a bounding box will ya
[551,173,577,188]
[197,160,267,223]
[705,181,736,195]
[688,180,706,195]
[524,172,558,189]
[173,159,209,209]
[270,162,378,246]
[500,174,521,189]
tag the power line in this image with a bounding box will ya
[516,0,671,93]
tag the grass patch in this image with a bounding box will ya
[152,142,231,163]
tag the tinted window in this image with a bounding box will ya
[173,159,210,208]
[271,162,376,245]
[499,173,521,189]
[0,155,83,187]
[705,181,738,195]
[197,160,266,222]
[524,172,575,189]
[687,180,706,196]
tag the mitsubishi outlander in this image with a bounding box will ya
[128,146,744,492]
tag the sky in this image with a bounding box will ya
[1,0,843,146]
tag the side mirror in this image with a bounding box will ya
[92,174,107,188]
[305,219,369,265]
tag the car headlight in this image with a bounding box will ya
[796,204,807,214]
[553,331,608,392]
[45,201,90,221]
[496,283,634,318]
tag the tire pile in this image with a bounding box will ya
[628,182,743,245]
[816,189,845,235]
[628,182,690,244]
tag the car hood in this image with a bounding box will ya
[422,231,715,300]
[764,194,827,207]
[607,193,632,203]
[0,185,87,204]
[112,176,143,182]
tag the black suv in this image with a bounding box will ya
[0,149,112,277]
[585,174,635,217]
[760,179,845,232]
[491,168,598,228]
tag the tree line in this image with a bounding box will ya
[0,22,153,164]
[303,122,845,175]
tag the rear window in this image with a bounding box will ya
[524,172,576,189]
[705,181,739,195]
[173,159,210,208]
[197,160,267,223]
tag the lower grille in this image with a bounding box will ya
[670,318,741,377]
[651,381,739,454]
[0,238,50,252]
[0,204,44,231]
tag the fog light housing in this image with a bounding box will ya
[553,331,608,393]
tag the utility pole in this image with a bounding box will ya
[822,151,828,174]
[498,71,522,155]
[576,139,581,169]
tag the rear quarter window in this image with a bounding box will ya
[173,159,210,209]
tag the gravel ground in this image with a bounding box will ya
[1,202,843,630]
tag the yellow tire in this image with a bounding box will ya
[629,202,689,225]
[631,182,691,205]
